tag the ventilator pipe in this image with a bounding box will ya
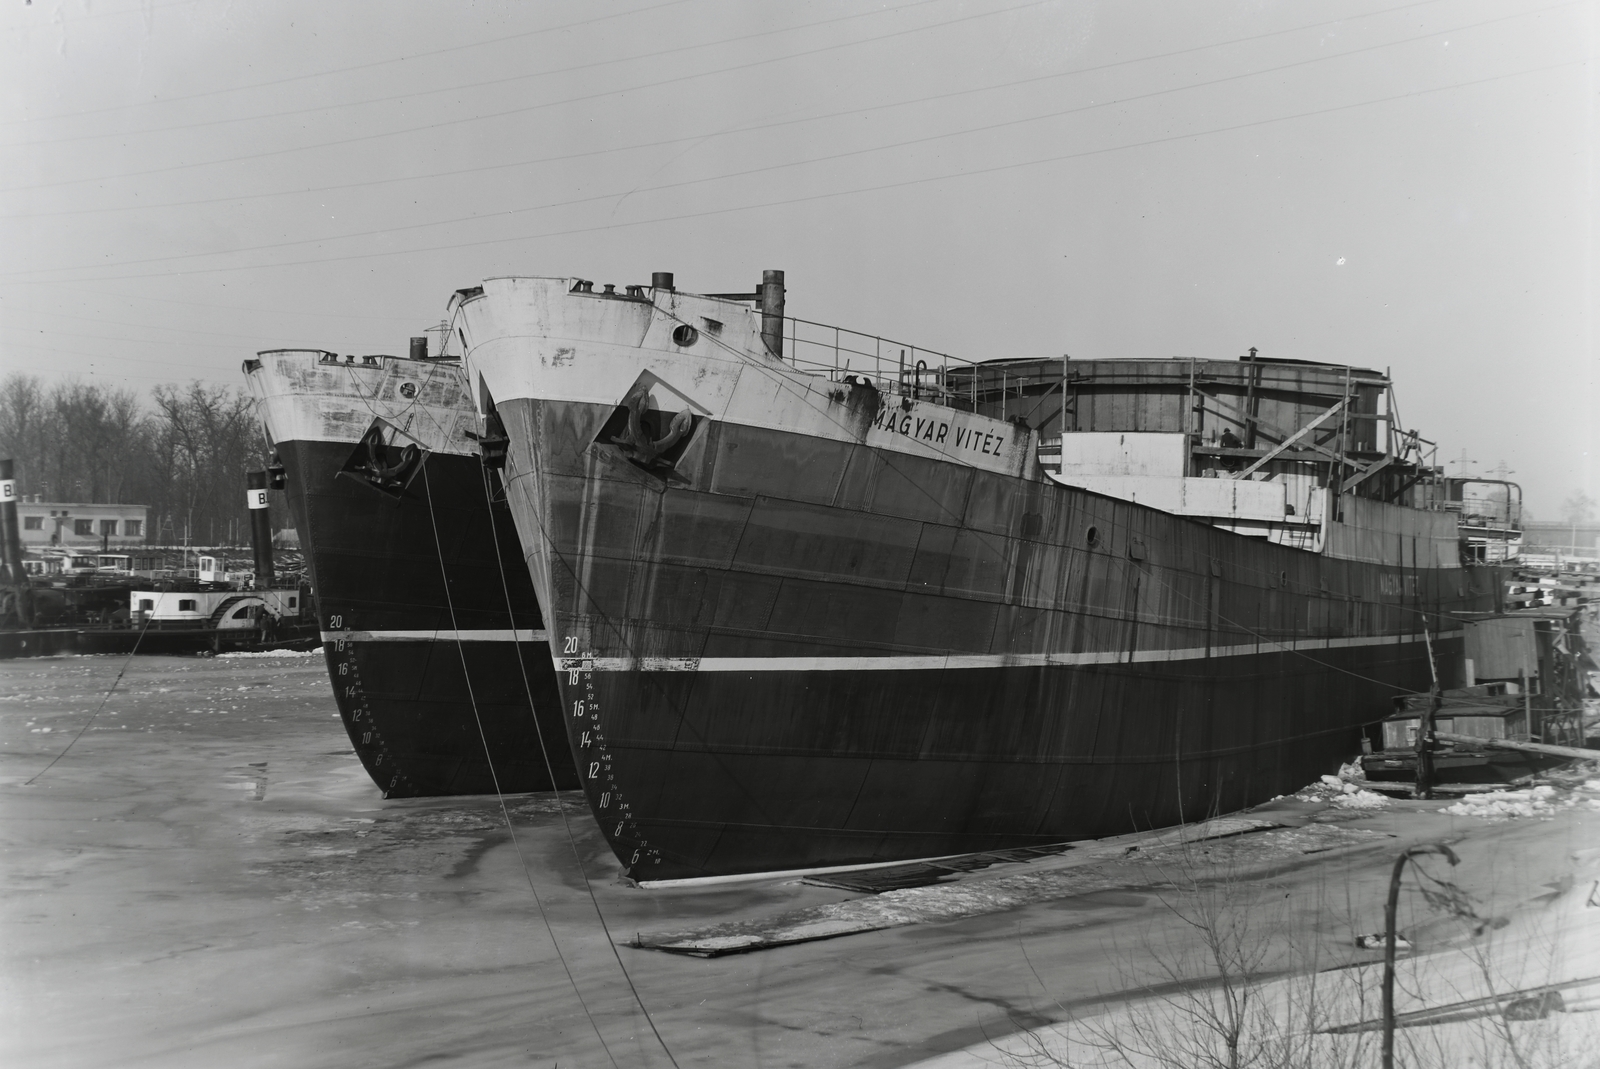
[761,269,785,360]
[409,336,428,360]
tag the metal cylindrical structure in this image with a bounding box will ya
[1,459,27,627]
[760,269,785,360]
[652,272,674,292]
[246,470,274,587]
[409,336,428,360]
[0,458,21,583]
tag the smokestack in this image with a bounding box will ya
[760,269,785,360]
[409,336,428,360]
[652,272,675,292]
[1,459,21,586]
[246,470,274,587]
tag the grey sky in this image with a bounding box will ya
[2,0,1593,517]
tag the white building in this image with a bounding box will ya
[14,499,150,547]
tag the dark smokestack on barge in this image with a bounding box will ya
[760,269,785,360]
[409,336,428,360]
[246,470,274,587]
[0,459,20,587]
[1,459,28,626]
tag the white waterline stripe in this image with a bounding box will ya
[322,629,547,643]
[562,630,1458,673]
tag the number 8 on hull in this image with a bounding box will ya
[455,271,1501,882]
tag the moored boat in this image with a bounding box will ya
[244,346,578,798]
[457,270,1502,880]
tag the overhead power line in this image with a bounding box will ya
[9,285,430,321]
[1,0,1055,193]
[2,338,274,376]
[5,305,399,344]
[3,4,1576,280]
[3,0,1475,222]
[7,57,1580,287]
[4,324,308,350]
[9,0,952,148]
[1,0,205,36]
[0,0,700,127]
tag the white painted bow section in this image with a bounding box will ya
[245,350,478,454]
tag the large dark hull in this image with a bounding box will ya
[279,439,577,797]
[74,623,319,656]
[0,628,80,659]
[458,276,1499,880]
[499,399,1495,880]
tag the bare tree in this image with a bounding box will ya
[149,381,258,546]
[0,372,260,547]
[0,374,49,496]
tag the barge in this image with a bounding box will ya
[243,346,578,797]
[457,270,1502,880]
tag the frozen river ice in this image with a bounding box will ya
[2,651,1595,1068]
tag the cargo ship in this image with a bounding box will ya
[456,271,1501,880]
[243,346,578,797]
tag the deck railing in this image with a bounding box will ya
[779,316,987,410]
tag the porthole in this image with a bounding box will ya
[672,324,699,347]
[398,381,418,399]
[1085,525,1100,547]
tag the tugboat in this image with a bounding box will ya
[457,269,1501,880]
[0,461,314,657]
[243,342,578,798]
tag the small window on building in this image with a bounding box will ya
[287,597,297,608]
[138,599,154,611]
[124,520,142,536]
[178,599,196,612]
[100,520,118,536]
[23,516,42,530]
[74,519,94,536]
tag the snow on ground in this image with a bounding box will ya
[1442,783,1600,819]
[912,848,1600,1069]
[5,654,1597,1069]
[1296,768,1391,810]
[215,649,317,658]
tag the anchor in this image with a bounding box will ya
[338,421,425,497]
[613,383,692,467]
[358,424,421,488]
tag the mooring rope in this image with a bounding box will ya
[418,458,628,1069]
[25,615,149,786]
[475,460,683,1069]
[331,342,672,1062]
